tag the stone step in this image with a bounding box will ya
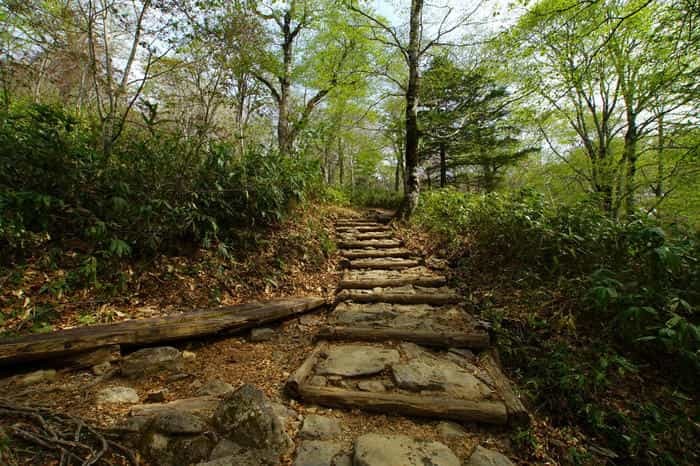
[336,220,388,227]
[340,248,412,259]
[339,268,446,289]
[338,239,402,249]
[348,257,420,270]
[336,225,392,233]
[336,285,461,305]
[286,342,508,425]
[338,231,394,240]
[319,302,490,349]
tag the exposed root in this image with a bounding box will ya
[0,398,138,465]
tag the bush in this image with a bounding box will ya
[413,188,700,377]
[349,188,403,209]
[0,102,322,264]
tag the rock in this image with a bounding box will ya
[391,358,493,398]
[308,376,327,387]
[299,415,341,440]
[92,361,112,376]
[205,439,279,465]
[213,384,291,458]
[151,410,208,434]
[141,431,214,466]
[97,386,139,404]
[121,347,183,378]
[130,396,219,420]
[166,373,192,382]
[357,380,386,393]
[197,379,234,397]
[465,446,515,466]
[271,402,296,426]
[353,434,459,466]
[437,421,466,440]
[294,440,343,466]
[183,350,197,361]
[332,454,353,466]
[111,415,152,433]
[316,345,400,377]
[145,389,168,403]
[19,369,56,386]
[250,328,276,342]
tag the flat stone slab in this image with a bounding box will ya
[353,434,460,466]
[348,257,421,270]
[339,268,446,289]
[299,414,342,439]
[465,446,515,466]
[338,239,402,249]
[336,285,460,305]
[336,225,391,233]
[294,441,344,466]
[340,248,412,259]
[392,357,494,398]
[316,345,400,377]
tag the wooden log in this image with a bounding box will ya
[0,297,326,366]
[480,349,530,426]
[348,258,421,270]
[285,341,328,397]
[340,249,412,259]
[316,327,490,349]
[338,231,394,240]
[339,269,445,289]
[295,385,507,424]
[336,226,391,233]
[338,239,402,249]
[336,288,460,305]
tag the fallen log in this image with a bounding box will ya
[480,349,530,426]
[316,327,490,349]
[348,258,421,270]
[295,385,507,425]
[340,248,412,259]
[338,239,402,249]
[339,269,446,289]
[0,297,326,366]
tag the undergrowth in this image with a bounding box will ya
[411,187,699,465]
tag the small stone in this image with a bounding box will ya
[353,434,459,466]
[250,328,275,342]
[97,386,139,404]
[465,446,515,466]
[357,381,386,393]
[183,350,197,361]
[196,379,234,397]
[145,389,168,403]
[299,415,342,440]
[294,440,343,466]
[448,348,475,361]
[19,369,56,386]
[166,373,192,382]
[121,347,184,378]
[308,376,327,387]
[92,361,112,376]
[437,421,466,440]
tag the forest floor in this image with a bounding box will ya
[1,204,696,465]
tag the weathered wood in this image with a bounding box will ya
[340,248,412,259]
[0,297,326,365]
[338,239,402,249]
[339,269,445,289]
[336,226,391,233]
[338,231,394,240]
[285,341,328,397]
[348,258,421,270]
[295,385,507,424]
[316,327,490,348]
[336,287,460,305]
[480,349,530,426]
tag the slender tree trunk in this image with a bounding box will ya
[400,0,423,218]
[623,114,638,218]
[338,138,345,186]
[277,13,294,155]
[439,142,447,188]
[655,113,664,199]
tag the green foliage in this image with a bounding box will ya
[0,102,321,269]
[349,189,403,209]
[413,188,700,376]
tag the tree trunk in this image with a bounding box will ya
[623,120,638,218]
[400,0,423,218]
[277,13,294,155]
[655,113,664,199]
[439,142,447,187]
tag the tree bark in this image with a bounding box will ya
[439,142,447,187]
[400,0,423,218]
